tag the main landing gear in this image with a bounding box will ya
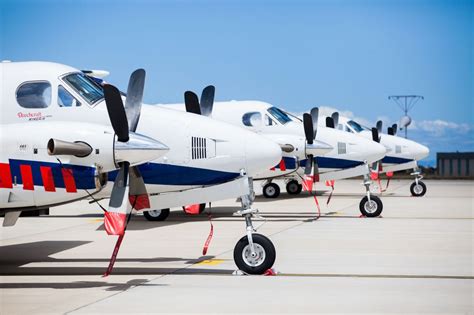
[262,179,303,198]
[235,176,276,274]
[143,208,170,221]
[410,169,427,197]
[359,172,383,217]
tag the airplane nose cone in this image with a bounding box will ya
[244,132,282,176]
[365,141,387,164]
[414,144,430,160]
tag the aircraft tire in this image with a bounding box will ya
[263,183,280,198]
[359,195,383,217]
[286,180,302,195]
[233,233,276,275]
[143,208,170,221]
[410,181,426,197]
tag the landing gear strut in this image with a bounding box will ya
[410,168,426,197]
[235,175,276,274]
[359,170,383,217]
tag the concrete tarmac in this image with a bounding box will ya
[0,179,473,314]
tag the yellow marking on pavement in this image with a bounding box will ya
[196,259,225,266]
[89,219,103,223]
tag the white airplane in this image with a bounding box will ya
[331,113,430,196]
[0,61,282,275]
[162,98,387,217]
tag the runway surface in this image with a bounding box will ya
[1,179,473,314]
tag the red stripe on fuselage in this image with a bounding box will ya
[61,168,77,193]
[0,163,13,188]
[40,166,56,192]
[20,164,34,190]
[279,159,286,171]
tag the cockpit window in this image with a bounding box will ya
[267,107,292,125]
[58,85,81,107]
[63,72,104,105]
[16,81,51,108]
[347,120,368,133]
[242,112,262,127]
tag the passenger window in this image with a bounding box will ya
[58,85,81,107]
[16,81,51,108]
[395,145,402,154]
[242,112,262,127]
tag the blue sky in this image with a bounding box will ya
[1,0,472,165]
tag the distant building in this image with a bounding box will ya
[437,152,474,178]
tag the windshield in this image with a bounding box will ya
[267,106,292,125]
[347,120,369,133]
[63,73,104,105]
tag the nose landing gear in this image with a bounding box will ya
[359,171,383,217]
[410,169,426,197]
[235,176,276,274]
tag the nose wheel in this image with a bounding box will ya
[234,233,276,274]
[410,181,426,197]
[143,208,170,221]
[359,195,383,217]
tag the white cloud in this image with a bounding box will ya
[415,119,471,136]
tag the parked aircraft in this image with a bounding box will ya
[162,96,387,217]
[0,61,282,274]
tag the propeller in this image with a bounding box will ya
[376,120,383,135]
[326,116,335,128]
[302,108,332,183]
[184,85,215,117]
[388,123,398,136]
[331,112,339,129]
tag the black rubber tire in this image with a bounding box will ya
[143,208,170,221]
[359,195,383,217]
[286,180,303,195]
[263,183,280,198]
[233,233,276,275]
[410,181,427,197]
[182,203,206,214]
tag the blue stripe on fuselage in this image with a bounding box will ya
[382,156,414,164]
[108,163,240,186]
[299,156,364,169]
[9,159,97,190]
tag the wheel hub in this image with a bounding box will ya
[413,184,423,194]
[242,244,266,267]
[266,187,275,196]
[364,200,377,213]
[148,209,162,217]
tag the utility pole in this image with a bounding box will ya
[388,95,424,139]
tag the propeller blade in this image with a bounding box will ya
[371,127,380,143]
[310,107,319,138]
[124,69,146,132]
[331,112,339,129]
[104,162,130,235]
[304,155,313,175]
[184,91,201,115]
[303,113,314,144]
[326,117,335,128]
[128,166,150,211]
[387,127,394,135]
[376,120,383,134]
[392,123,398,136]
[200,85,215,117]
[103,84,129,142]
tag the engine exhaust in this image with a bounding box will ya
[47,139,93,158]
